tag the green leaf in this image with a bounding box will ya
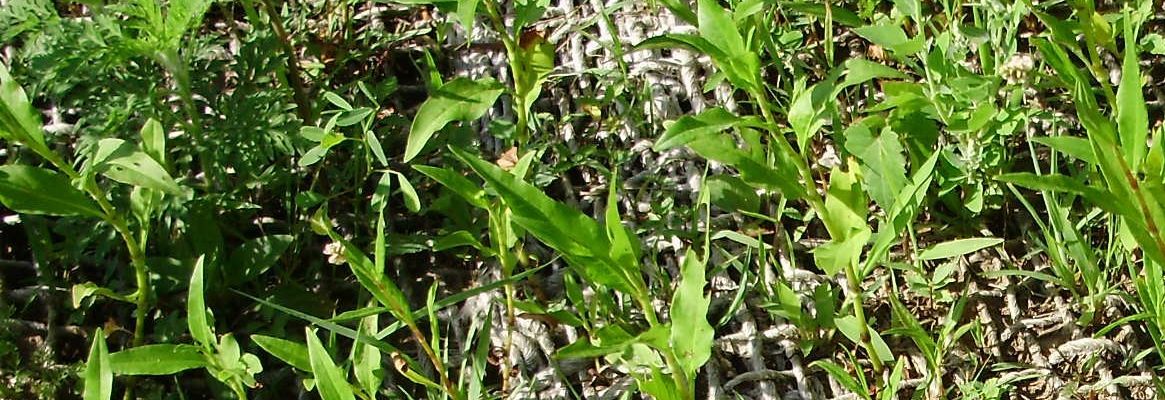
[187,256,216,349]
[811,359,866,397]
[0,165,101,217]
[225,235,294,285]
[655,107,762,151]
[404,78,504,162]
[336,108,373,127]
[1030,136,1097,164]
[391,172,422,212]
[844,123,907,211]
[83,329,112,400]
[918,238,1003,261]
[788,78,833,150]
[450,147,640,295]
[697,0,745,60]
[835,315,893,362]
[252,334,311,372]
[0,63,52,159]
[669,250,714,379]
[854,23,923,56]
[605,175,640,272]
[841,58,908,89]
[821,161,867,240]
[686,135,807,199]
[352,315,382,396]
[108,344,207,375]
[323,91,353,111]
[91,138,184,195]
[413,165,488,209]
[71,282,120,308]
[1118,14,1148,170]
[813,229,871,277]
[705,175,761,213]
[139,118,167,167]
[306,328,356,400]
[365,131,388,167]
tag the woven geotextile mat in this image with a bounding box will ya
[369,1,1159,399]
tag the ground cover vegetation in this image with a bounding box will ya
[1,0,1165,398]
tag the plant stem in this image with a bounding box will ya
[257,0,315,125]
[403,322,461,400]
[844,260,883,374]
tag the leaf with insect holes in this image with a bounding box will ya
[305,328,356,400]
[670,250,714,379]
[404,78,504,162]
[83,328,112,400]
[108,344,207,375]
[918,238,1004,261]
[252,334,311,372]
[188,256,216,349]
[0,165,102,217]
[91,138,184,196]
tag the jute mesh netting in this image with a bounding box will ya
[427,2,835,399]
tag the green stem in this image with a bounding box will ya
[481,0,529,144]
[752,87,883,376]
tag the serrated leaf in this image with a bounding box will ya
[0,165,101,217]
[404,78,504,162]
[108,344,207,375]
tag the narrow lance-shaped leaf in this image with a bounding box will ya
[1118,11,1148,170]
[252,334,311,372]
[0,62,53,159]
[305,328,357,400]
[108,344,207,375]
[92,138,184,196]
[404,78,504,162]
[188,256,216,349]
[83,328,113,400]
[669,250,714,379]
[918,238,1004,261]
[654,107,763,151]
[449,147,638,294]
[0,165,102,217]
